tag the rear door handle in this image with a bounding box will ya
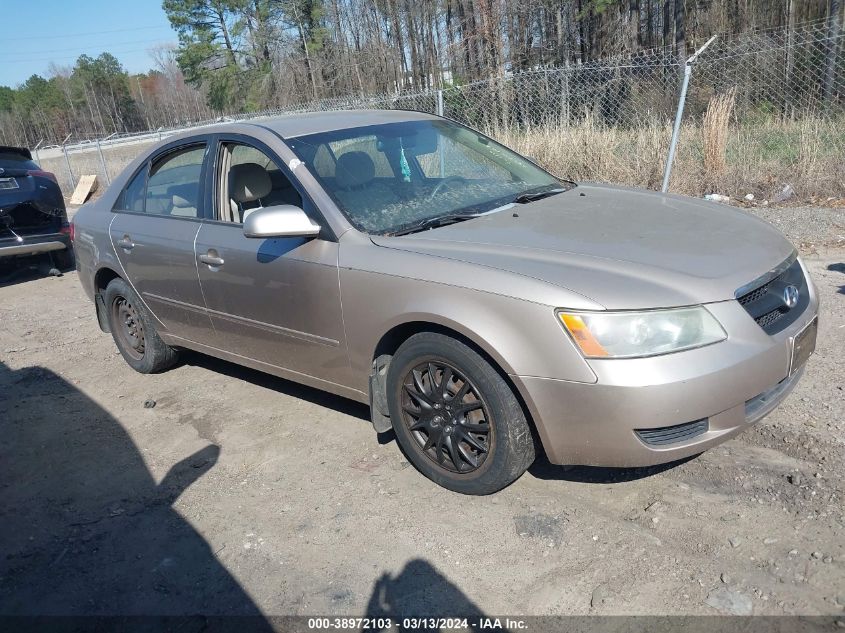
[117,236,134,251]
[199,252,225,267]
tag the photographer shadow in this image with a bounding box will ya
[0,361,272,630]
[364,559,508,633]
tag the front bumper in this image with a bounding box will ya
[516,267,819,467]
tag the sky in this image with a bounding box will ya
[0,0,177,88]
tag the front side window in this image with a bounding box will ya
[216,142,303,224]
[286,119,564,235]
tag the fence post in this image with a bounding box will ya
[661,35,717,193]
[436,89,444,117]
[95,138,111,185]
[62,147,75,191]
[61,136,76,193]
[563,61,571,124]
[32,140,43,164]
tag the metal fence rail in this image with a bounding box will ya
[34,19,843,200]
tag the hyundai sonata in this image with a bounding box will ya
[72,111,818,494]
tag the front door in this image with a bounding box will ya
[194,139,350,387]
[109,142,214,345]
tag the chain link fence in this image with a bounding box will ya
[38,19,843,202]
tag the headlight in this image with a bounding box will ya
[557,307,726,358]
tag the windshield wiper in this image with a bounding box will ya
[389,212,483,236]
[512,187,567,204]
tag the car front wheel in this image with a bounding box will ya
[104,277,179,374]
[387,332,535,495]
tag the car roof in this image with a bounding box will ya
[249,109,439,139]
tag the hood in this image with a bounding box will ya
[370,183,795,309]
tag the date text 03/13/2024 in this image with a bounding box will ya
[306,617,528,629]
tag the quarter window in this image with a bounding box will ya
[115,166,147,212]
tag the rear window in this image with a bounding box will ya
[0,152,38,170]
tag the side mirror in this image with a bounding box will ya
[243,205,321,239]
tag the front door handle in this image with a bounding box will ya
[199,252,225,267]
[117,236,134,251]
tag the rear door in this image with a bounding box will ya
[109,140,214,345]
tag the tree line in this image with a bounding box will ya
[0,0,841,147]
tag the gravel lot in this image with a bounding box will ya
[749,205,845,251]
[0,206,843,620]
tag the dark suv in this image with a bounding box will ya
[0,146,74,271]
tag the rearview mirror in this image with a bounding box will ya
[243,205,321,239]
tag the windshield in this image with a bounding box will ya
[286,119,567,235]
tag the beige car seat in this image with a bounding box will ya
[229,163,273,223]
[334,152,400,215]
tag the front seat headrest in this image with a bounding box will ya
[229,163,272,203]
[336,151,375,189]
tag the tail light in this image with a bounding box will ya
[61,221,74,242]
[27,170,59,185]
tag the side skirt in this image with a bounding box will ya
[160,332,369,405]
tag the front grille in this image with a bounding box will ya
[738,283,770,306]
[756,308,786,329]
[635,419,709,446]
[736,256,808,335]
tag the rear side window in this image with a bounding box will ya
[113,144,206,217]
[145,145,205,217]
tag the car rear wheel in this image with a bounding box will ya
[387,332,535,495]
[104,277,179,374]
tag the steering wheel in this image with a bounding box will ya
[428,176,467,200]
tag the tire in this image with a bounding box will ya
[386,332,535,495]
[51,247,75,272]
[104,277,179,374]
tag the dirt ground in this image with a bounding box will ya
[0,245,843,621]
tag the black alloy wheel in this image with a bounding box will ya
[400,360,493,474]
[387,333,536,495]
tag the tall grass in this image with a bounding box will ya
[702,88,736,188]
[496,113,845,202]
